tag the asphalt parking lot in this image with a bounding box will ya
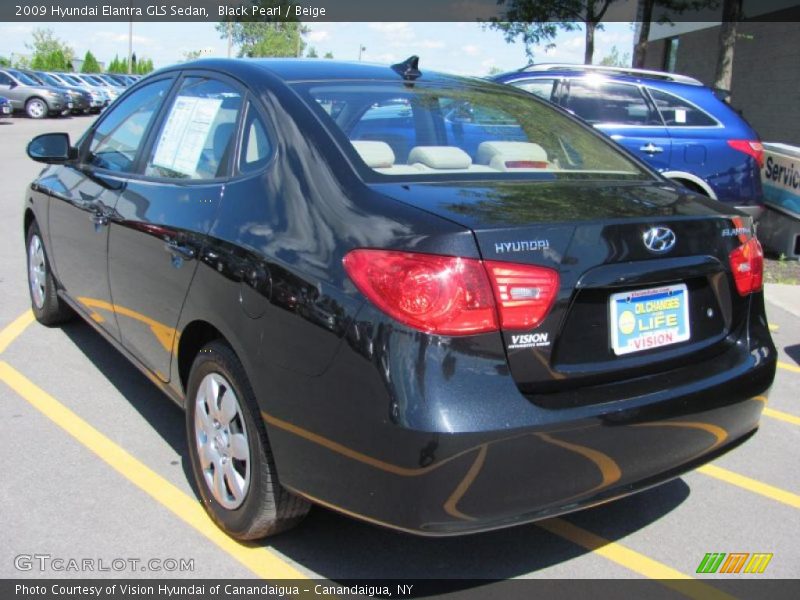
[0,116,798,586]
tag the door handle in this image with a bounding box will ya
[164,240,196,261]
[640,143,664,154]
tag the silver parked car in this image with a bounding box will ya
[0,68,71,118]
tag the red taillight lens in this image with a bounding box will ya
[343,249,498,335]
[727,140,764,168]
[729,237,764,296]
[484,261,559,329]
[343,250,560,335]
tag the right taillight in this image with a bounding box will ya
[484,261,560,329]
[727,140,764,168]
[729,237,764,296]
[342,249,559,335]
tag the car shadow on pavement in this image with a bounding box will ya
[784,344,800,365]
[60,319,691,581]
[60,320,200,497]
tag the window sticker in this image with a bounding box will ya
[674,108,687,124]
[152,95,223,176]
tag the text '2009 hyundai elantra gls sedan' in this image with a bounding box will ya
[23,57,775,539]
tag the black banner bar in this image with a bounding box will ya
[3,0,800,23]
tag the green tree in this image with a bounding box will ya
[487,65,504,75]
[323,51,334,59]
[137,58,154,74]
[216,21,307,58]
[81,50,101,73]
[597,45,630,67]
[26,28,74,70]
[0,56,10,67]
[183,50,204,61]
[490,1,621,64]
[306,46,318,58]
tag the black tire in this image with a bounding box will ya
[25,97,48,119]
[25,223,73,326]
[185,340,310,540]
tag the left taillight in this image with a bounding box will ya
[343,249,560,335]
[342,249,498,335]
[727,140,764,168]
[729,237,764,296]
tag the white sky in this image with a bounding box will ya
[0,21,639,75]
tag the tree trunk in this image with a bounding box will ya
[714,0,743,98]
[585,21,596,64]
[633,0,654,68]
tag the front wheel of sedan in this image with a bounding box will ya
[186,341,310,540]
[25,97,48,119]
[26,223,73,326]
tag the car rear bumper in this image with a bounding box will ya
[263,296,776,536]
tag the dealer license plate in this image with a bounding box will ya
[1,106,10,114]
[609,283,690,355]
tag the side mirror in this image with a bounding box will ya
[27,133,77,164]
[8,80,17,89]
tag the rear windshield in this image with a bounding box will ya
[293,81,651,181]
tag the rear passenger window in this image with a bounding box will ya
[564,79,660,126]
[238,103,272,174]
[146,77,242,180]
[648,88,718,127]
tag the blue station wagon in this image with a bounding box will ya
[492,65,765,217]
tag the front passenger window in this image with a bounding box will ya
[87,78,173,173]
[146,77,243,180]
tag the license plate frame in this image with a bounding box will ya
[609,283,690,356]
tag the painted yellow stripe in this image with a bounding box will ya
[0,360,307,580]
[538,519,734,600]
[0,310,34,354]
[698,464,800,509]
[768,323,779,332]
[778,361,800,374]
[763,407,800,426]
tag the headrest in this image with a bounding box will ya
[477,141,549,170]
[408,146,472,170]
[352,140,395,168]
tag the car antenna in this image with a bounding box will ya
[391,56,421,82]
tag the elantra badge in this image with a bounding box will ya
[643,227,676,253]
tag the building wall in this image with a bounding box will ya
[645,16,800,146]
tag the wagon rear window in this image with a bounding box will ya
[295,82,649,180]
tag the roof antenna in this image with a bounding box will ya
[391,56,421,82]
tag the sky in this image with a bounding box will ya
[0,21,638,75]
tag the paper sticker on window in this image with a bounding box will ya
[152,96,222,176]
[674,108,687,124]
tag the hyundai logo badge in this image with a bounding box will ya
[643,226,676,253]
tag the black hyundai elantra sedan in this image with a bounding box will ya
[24,58,775,540]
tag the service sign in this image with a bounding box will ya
[762,143,800,218]
[609,284,691,356]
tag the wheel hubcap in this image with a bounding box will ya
[29,101,45,117]
[28,234,46,309]
[194,373,250,509]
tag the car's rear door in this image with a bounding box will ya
[107,71,244,381]
[45,76,175,339]
[562,77,673,171]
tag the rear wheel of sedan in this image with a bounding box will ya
[186,341,310,540]
[25,97,48,119]
[26,223,73,326]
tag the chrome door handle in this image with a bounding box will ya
[640,143,664,154]
[164,240,195,261]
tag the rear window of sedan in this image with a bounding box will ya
[294,82,651,181]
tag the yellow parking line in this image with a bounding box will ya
[697,464,800,509]
[763,407,800,426]
[538,519,734,600]
[0,310,34,354]
[0,360,307,580]
[778,361,800,374]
